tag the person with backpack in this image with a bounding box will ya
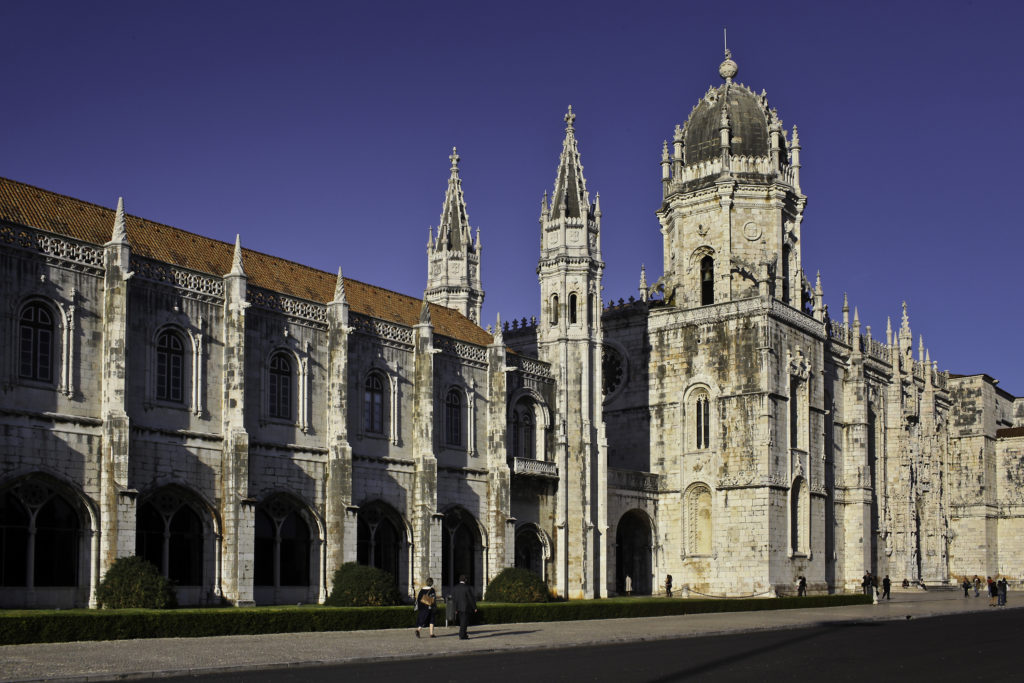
[414,577,437,638]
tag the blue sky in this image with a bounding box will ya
[3,0,1022,394]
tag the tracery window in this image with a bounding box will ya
[268,352,293,420]
[445,389,462,447]
[0,482,80,588]
[156,330,185,403]
[364,373,385,435]
[255,500,311,588]
[694,390,711,450]
[136,496,203,585]
[509,401,538,460]
[19,302,54,383]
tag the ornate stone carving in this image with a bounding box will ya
[247,287,327,327]
[1,225,104,271]
[132,257,225,300]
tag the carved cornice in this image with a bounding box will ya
[350,312,414,348]
[436,335,488,366]
[247,287,327,329]
[508,354,553,381]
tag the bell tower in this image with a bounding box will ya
[537,106,607,599]
[425,148,484,323]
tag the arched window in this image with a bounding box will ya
[510,401,537,460]
[364,374,385,434]
[687,484,713,556]
[569,293,578,325]
[694,391,710,450]
[135,496,204,585]
[511,411,520,458]
[19,302,54,383]
[445,389,462,447]
[255,501,311,588]
[790,376,800,449]
[268,352,292,420]
[550,294,559,325]
[521,410,534,459]
[442,507,480,592]
[156,330,185,403]
[700,255,714,306]
[791,477,807,554]
[782,245,792,304]
[0,482,80,588]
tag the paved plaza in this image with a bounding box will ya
[1,591,1018,682]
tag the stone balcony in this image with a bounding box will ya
[511,457,558,478]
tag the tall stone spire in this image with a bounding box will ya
[549,106,591,220]
[424,147,484,323]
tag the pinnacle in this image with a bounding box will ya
[110,196,128,244]
[229,234,245,276]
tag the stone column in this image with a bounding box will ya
[220,237,254,606]
[323,270,353,600]
[485,332,511,593]
[98,200,136,602]
[411,301,438,589]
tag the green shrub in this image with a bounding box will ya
[94,556,177,609]
[325,562,402,607]
[484,567,550,603]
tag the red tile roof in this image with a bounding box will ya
[0,177,493,346]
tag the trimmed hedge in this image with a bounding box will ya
[325,563,402,607]
[0,594,871,645]
[484,568,550,603]
[94,556,177,609]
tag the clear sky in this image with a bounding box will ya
[3,0,1022,395]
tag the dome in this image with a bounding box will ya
[683,81,778,165]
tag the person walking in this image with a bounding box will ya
[882,575,891,600]
[997,577,1007,607]
[987,576,997,606]
[414,577,437,638]
[798,576,807,597]
[973,575,981,597]
[450,574,477,640]
[665,574,673,598]
[962,577,971,597]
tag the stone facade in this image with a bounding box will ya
[2,51,1023,608]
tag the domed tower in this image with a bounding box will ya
[656,50,805,309]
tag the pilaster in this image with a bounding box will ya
[485,328,511,591]
[411,301,438,586]
[324,269,353,599]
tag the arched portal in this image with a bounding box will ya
[356,502,405,587]
[442,507,482,594]
[514,525,547,580]
[616,510,653,595]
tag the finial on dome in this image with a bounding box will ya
[449,147,460,171]
[719,48,738,81]
[565,105,576,131]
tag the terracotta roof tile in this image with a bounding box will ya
[0,177,493,347]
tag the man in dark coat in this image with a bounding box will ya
[450,575,477,640]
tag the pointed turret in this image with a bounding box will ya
[639,264,648,302]
[424,148,484,323]
[109,197,129,245]
[333,267,347,305]
[229,234,245,276]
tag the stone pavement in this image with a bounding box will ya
[1,591,1019,682]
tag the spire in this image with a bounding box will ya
[229,234,245,276]
[427,226,434,249]
[493,312,503,344]
[639,264,648,302]
[333,267,346,304]
[419,297,431,325]
[110,196,128,244]
[550,106,591,219]
[436,147,473,252]
[842,292,849,327]
[886,317,893,346]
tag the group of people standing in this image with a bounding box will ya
[861,572,892,600]
[961,575,1009,606]
[414,575,478,640]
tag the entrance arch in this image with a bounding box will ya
[356,501,407,588]
[442,507,483,595]
[514,523,549,580]
[615,509,653,595]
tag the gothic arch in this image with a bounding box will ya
[683,382,717,452]
[614,508,656,595]
[0,471,96,607]
[440,505,486,594]
[254,492,319,601]
[356,499,410,591]
[361,366,397,443]
[151,323,194,407]
[514,522,552,580]
[14,296,76,395]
